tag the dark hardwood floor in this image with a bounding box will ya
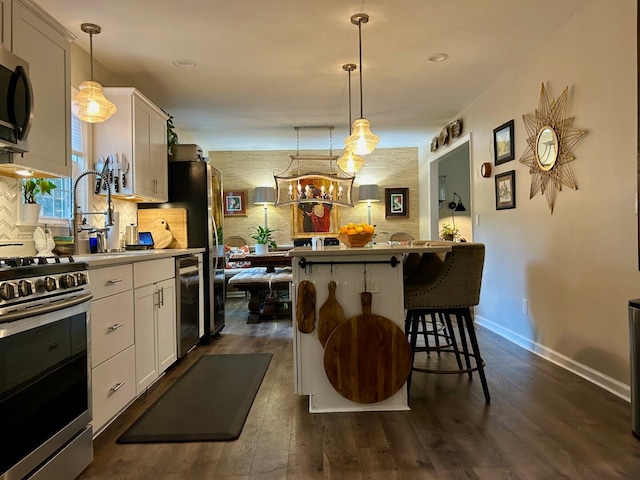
[79,298,640,479]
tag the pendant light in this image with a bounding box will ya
[337,64,365,173]
[344,13,379,156]
[71,23,116,123]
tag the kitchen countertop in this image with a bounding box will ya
[288,243,451,257]
[74,248,205,268]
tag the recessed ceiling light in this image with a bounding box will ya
[427,53,449,63]
[172,59,197,68]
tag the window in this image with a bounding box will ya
[35,89,88,222]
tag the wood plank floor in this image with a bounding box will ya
[78,298,640,479]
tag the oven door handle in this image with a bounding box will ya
[0,292,93,323]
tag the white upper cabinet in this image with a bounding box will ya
[93,87,169,202]
[11,0,72,177]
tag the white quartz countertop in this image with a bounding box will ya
[73,248,205,268]
[287,243,451,257]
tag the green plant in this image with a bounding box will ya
[250,225,277,248]
[440,222,460,241]
[22,178,57,204]
[164,111,179,155]
[216,225,223,245]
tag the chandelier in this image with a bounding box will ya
[71,23,116,123]
[344,13,379,155]
[274,126,354,208]
[337,63,365,173]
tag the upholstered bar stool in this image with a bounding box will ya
[404,242,490,403]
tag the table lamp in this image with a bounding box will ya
[358,184,380,225]
[254,187,276,228]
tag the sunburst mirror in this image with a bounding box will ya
[519,83,586,214]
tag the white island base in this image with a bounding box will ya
[290,244,450,413]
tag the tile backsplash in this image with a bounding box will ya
[0,176,137,242]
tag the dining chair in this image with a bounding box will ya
[224,236,248,247]
[389,231,415,243]
[403,241,490,403]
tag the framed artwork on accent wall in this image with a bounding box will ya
[495,170,516,210]
[385,188,409,218]
[223,190,247,216]
[493,119,515,165]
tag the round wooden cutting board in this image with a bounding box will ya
[323,292,412,404]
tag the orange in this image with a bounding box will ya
[347,228,357,235]
[339,226,348,234]
[363,224,374,234]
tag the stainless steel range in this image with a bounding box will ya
[0,256,93,480]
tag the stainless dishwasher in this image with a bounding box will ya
[176,255,201,358]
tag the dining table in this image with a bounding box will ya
[242,251,293,272]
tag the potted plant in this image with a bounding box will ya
[215,225,225,256]
[21,178,56,224]
[440,222,460,241]
[250,225,277,255]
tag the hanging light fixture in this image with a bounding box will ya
[337,63,365,173]
[274,126,354,208]
[71,23,116,123]
[344,13,379,156]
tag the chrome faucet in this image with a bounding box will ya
[72,167,114,254]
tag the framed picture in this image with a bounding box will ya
[291,176,341,238]
[385,187,409,218]
[493,119,515,165]
[223,190,247,216]
[495,170,516,210]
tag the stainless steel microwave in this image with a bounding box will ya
[0,44,33,153]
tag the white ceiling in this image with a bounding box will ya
[34,0,591,152]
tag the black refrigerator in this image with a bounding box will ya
[143,160,225,339]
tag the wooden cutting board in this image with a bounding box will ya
[143,217,173,249]
[138,208,188,248]
[323,292,412,404]
[296,280,316,333]
[318,281,347,347]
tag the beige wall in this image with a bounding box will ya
[424,0,636,395]
[209,148,420,246]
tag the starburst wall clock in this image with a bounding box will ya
[519,83,586,214]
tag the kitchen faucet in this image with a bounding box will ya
[71,167,114,254]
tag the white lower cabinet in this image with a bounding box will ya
[134,258,176,395]
[91,346,136,432]
[89,264,135,435]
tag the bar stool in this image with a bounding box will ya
[404,242,490,403]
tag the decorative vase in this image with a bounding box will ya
[21,203,41,224]
[254,243,268,255]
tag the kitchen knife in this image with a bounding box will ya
[102,156,109,190]
[121,153,127,188]
[114,153,120,193]
[95,156,104,194]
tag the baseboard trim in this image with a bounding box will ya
[475,315,630,402]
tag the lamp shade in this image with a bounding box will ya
[254,186,276,204]
[358,184,380,202]
[345,118,379,156]
[336,147,364,173]
[71,80,117,123]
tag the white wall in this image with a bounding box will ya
[425,0,636,396]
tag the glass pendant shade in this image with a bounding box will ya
[345,118,379,156]
[72,81,116,123]
[336,147,364,173]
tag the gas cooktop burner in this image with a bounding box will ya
[0,256,76,268]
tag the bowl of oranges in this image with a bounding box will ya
[337,222,375,247]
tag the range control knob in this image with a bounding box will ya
[43,276,57,292]
[76,273,88,286]
[0,282,18,300]
[59,274,77,289]
[34,279,46,293]
[18,280,34,297]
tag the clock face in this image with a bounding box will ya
[481,162,491,178]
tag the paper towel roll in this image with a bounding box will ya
[106,211,120,250]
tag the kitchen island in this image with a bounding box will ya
[289,243,451,413]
